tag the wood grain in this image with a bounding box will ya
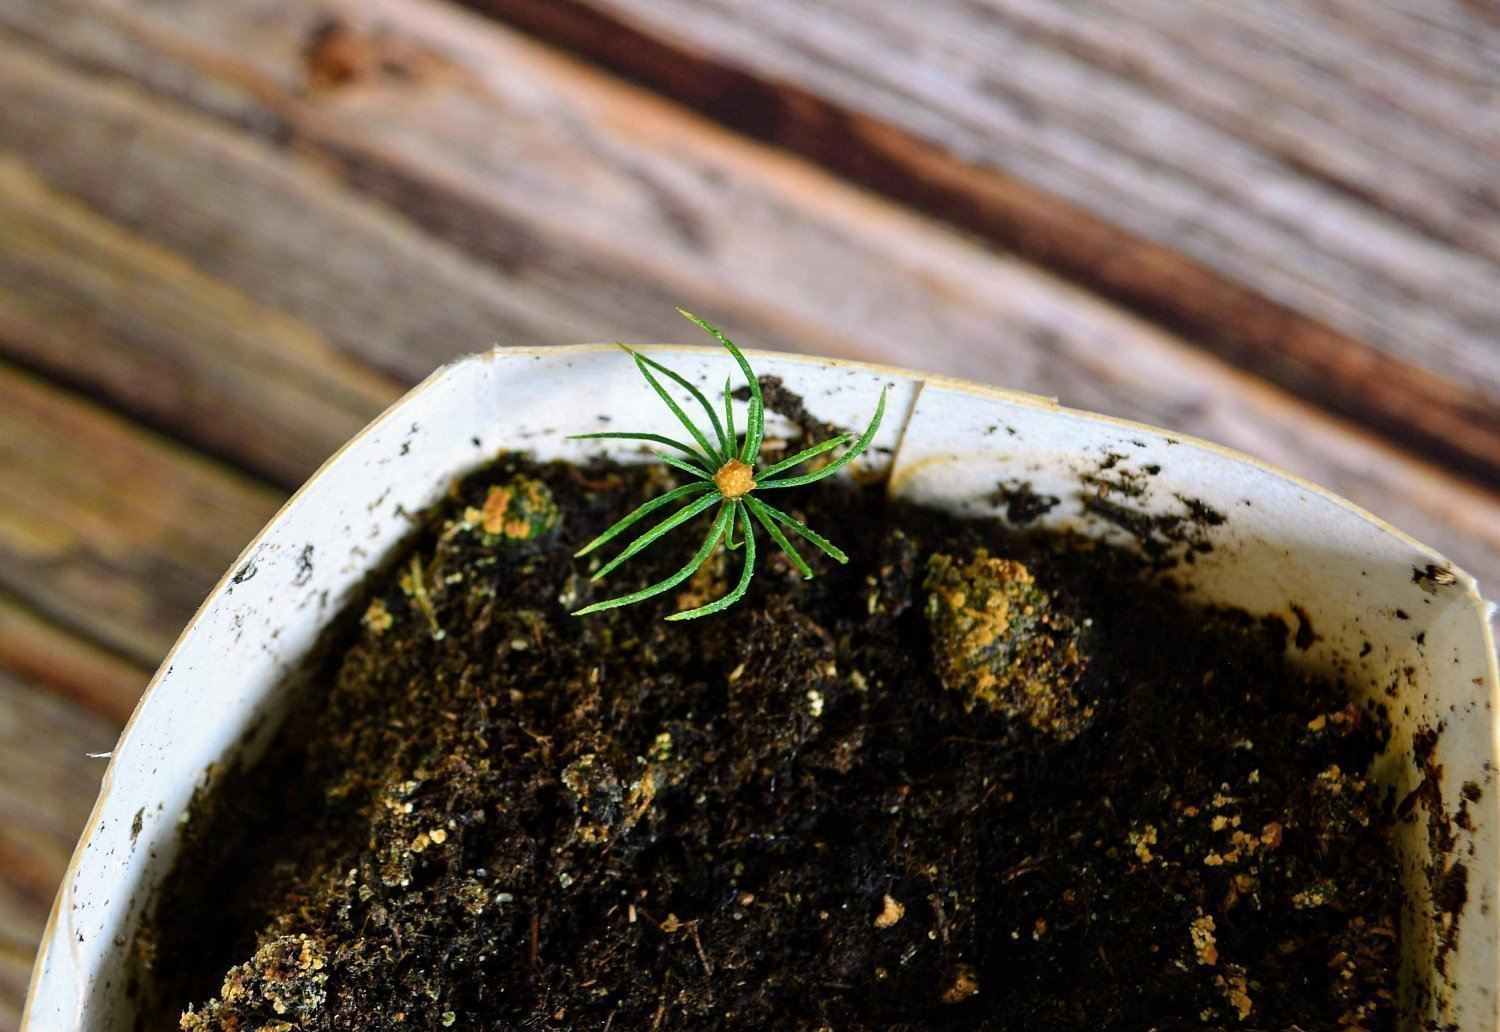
[2,0,1499,594]
[0,156,402,490]
[0,591,145,726]
[0,41,563,389]
[0,363,262,1024]
[0,664,129,1025]
[0,361,282,667]
[466,0,1500,484]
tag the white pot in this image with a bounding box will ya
[23,347,1499,1029]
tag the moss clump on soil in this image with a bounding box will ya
[924,548,1091,739]
[180,935,327,1030]
[163,449,1400,1030]
[465,474,562,545]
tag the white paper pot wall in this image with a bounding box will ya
[23,347,1500,1029]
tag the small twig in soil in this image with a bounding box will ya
[402,553,444,640]
[1002,860,1044,882]
[927,891,951,947]
[1098,945,1117,976]
[967,783,1000,814]
[649,972,672,1032]
[688,920,714,975]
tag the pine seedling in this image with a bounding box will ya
[571,310,886,620]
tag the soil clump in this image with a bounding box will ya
[162,445,1399,1030]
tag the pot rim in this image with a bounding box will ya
[25,342,1499,1026]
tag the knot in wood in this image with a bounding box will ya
[713,458,756,499]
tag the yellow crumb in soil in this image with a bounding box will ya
[296,938,324,972]
[1292,883,1335,909]
[478,485,516,535]
[1130,824,1159,864]
[939,963,980,1004]
[874,894,905,929]
[362,598,394,633]
[650,731,673,761]
[1190,911,1219,966]
[1216,965,1253,1020]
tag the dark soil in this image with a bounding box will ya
[159,442,1401,1029]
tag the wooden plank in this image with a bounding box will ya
[0,361,282,667]
[1,2,1499,594]
[0,665,127,1027]
[0,370,241,1025]
[0,156,402,490]
[0,28,654,389]
[0,591,145,726]
[0,943,21,1031]
[464,0,1500,485]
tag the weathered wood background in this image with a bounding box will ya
[1,0,1497,1023]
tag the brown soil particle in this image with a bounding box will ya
[162,450,1400,1031]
